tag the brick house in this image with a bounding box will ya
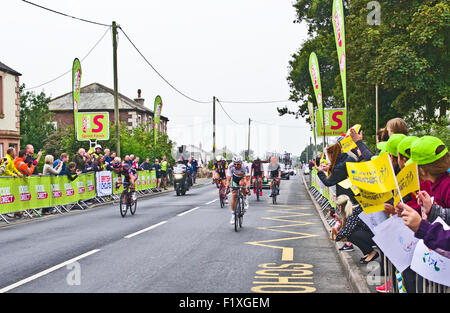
[0,61,22,157]
[48,82,168,134]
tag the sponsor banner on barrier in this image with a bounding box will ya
[112,170,158,194]
[372,216,419,273]
[0,173,96,214]
[96,171,113,197]
[410,217,450,287]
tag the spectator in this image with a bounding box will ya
[161,155,170,190]
[133,157,140,170]
[84,153,94,172]
[385,117,408,136]
[93,155,106,172]
[1,148,22,177]
[14,149,36,176]
[93,144,103,160]
[25,144,42,175]
[67,162,81,181]
[0,158,6,175]
[53,153,69,176]
[191,157,199,184]
[140,158,152,171]
[73,148,86,171]
[151,159,162,191]
[129,154,135,166]
[43,155,63,176]
[123,155,130,166]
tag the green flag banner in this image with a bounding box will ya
[154,95,163,144]
[315,108,347,137]
[76,112,110,141]
[309,53,323,125]
[332,0,347,119]
[72,58,82,131]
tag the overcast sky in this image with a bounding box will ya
[2,0,313,158]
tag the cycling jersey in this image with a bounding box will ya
[267,162,281,178]
[251,162,264,177]
[119,167,137,183]
[213,161,228,178]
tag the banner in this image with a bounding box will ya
[96,171,113,197]
[112,170,157,195]
[315,108,346,137]
[72,58,82,131]
[332,0,347,120]
[372,216,419,273]
[154,95,163,144]
[393,162,420,206]
[309,53,323,126]
[0,173,95,213]
[76,112,110,141]
[358,210,389,234]
[410,217,450,287]
[346,152,397,193]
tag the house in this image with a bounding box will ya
[48,82,168,134]
[0,61,21,157]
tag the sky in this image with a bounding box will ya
[1,0,313,158]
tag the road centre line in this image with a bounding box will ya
[177,207,200,217]
[205,199,218,205]
[0,249,101,293]
[124,221,167,239]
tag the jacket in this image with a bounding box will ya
[317,153,357,203]
[428,204,450,225]
[335,204,371,241]
[415,219,450,252]
[73,154,86,171]
[355,140,375,161]
[2,154,21,176]
[0,161,6,175]
[430,174,450,209]
[43,163,62,176]
[14,156,36,176]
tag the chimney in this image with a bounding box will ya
[134,89,145,106]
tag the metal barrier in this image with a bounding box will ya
[305,170,449,293]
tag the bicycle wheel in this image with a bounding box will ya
[255,181,259,201]
[119,192,128,218]
[130,194,137,215]
[219,187,224,208]
[272,187,277,204]
[239,197,244,228]
[234,200,240,232]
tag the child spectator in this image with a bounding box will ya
[53,153,69,176]
[67,162,81,181]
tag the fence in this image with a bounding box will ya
[306,168,449,293]
[0,170,158,224]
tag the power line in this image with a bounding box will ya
[216,99,243,125]
[119,27,212,104]
[24,26,111,91]
[219,99,292,104]
[21,0,110,27]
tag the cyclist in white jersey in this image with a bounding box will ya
[226,155,250,224]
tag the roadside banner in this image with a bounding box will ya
[315,108,346,137]
[76,112,110,141]
[346,152,397,193]
[96,171,113,197]
[410,217,450,287]
[154,95,163,144]
[309,53,323,127]
[72,58,81,131]
[332,0,347,124]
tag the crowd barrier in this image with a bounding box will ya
[307,169,449,293]
[0,170,158,223]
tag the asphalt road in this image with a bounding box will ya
[0,176,351,293]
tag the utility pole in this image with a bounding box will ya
[112,21,120,158]
[213,96,216,160]
[247,118,251,161]
[309,136,312,162]
[375,84,379,142]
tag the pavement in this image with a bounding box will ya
[0,175,351,293]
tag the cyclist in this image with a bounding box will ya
[212,155,229,204]
[226,155,250,224]
[112,159,137,202]
[250,157,264,197]
[267,156,281,197]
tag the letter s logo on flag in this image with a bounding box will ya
[331,111,344,130]
[92,115,104,133]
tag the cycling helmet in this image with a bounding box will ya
[255,157,261,163]
[215,155,223,162]
[95,144,102,150]
[232,155,242,163]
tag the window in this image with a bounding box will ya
[0,75,4,118]
[0,143,3,158]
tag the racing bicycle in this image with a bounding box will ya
[217,178,227,208]
[231,186,248,232]
[270,178,280,204]
[117,182,137,217]
[253,176,262,201]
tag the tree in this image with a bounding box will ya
[283,0,449,148]
[19,84,55,151]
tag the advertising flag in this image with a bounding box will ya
[309,53,323,127]
[346,152,397,193]
[332,0,347,122]
[315,108,346,137]
[72,58,82,130]
[154,95,163,144]
[76,112,110,141]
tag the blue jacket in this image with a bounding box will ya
[53,159,67,176]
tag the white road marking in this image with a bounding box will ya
[177,207,200,217]
[205,199,218,205]
[124,221,167,239]
[0,249,101,293]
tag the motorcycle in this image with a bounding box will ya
[173,165,189,196]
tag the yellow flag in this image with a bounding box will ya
[338,178,360,195]
[346,124,361,136]
[354,195,386,214]
[346,152,397,193]
[392,162,420,206]
[340,135,356,153]
[359,188,393,205]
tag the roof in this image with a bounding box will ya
[0,61,22,76]
[48,82,168,120]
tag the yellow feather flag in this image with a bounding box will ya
[346,152,397,193]
[392,162,420,206]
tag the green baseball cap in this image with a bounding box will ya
[386,134,406,156]
[397,136,419,159]
[406,136,448,166]
[377,141,387,151]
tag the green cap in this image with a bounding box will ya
[386,134,406,156]
[397,136,419,159]
[406,136,448,166]
[377,141,387,151]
